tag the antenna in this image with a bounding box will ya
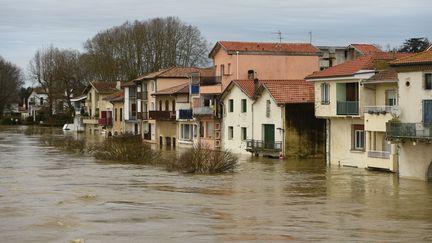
[309,31,312,44]
[272,30,283,43]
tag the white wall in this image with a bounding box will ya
[222,86,253,154]
[253,89,284,142]
[124,87,130,120]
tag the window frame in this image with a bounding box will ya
[266,100,271,118]
[241,99,247,113]
[241,127,247,141]
[321,83,330,105]
[352,125,365,151]
[228,126,233,140]
[425,73,432,90]
[228,99,234,113]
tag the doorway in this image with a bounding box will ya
[263,124,275,149]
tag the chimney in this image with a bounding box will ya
[253,78,259,98]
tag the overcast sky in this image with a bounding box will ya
[0,0,430,79]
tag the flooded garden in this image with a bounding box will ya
[1,126,432,242]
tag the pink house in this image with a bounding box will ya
[209,41,322,90]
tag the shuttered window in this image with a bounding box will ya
[423,100,432,125]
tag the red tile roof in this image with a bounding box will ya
[91,81,119,94]
[153,83,189,96]
[105,90,124,102]
[209,41,321,57]
[363,69,398,83]
[231,79,314,104]
[306,52,410,79]
[390,50,432,65]
[134,67,206,81]
[350,44,382,54]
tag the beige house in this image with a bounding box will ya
[82,81,121,134]
[106,91,125,136]
[306,52,409,170]
[386,49,432,180]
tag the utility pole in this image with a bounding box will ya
[272,30,283,43]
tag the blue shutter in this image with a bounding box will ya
[423,100,432,125]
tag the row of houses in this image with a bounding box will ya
[67,40,432,180]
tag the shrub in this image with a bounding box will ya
[170,144,238,174]
[89,136,160,164]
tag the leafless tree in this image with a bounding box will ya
[0,56,23,116]
[83,16,210,81]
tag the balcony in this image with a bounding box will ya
[368,150,390,159]
[128,112,137,120]
[386,122,432,140]
[337,101,359,115]
[364,106,396,115]
[193,106,214,116]
[178,109,193,120]
[148,111,176,120]
[137,91,148,100]
[246,139,282,153]
[137,112,148,120]
[98,117,112,126]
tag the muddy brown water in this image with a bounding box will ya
[1,126,432,242]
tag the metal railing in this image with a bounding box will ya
[368,150,390,159]
[128,112,137,120]
[137,91,148,100]
[178,109,193,120]
[246,139,282,152]
[337,101,359,115]
[137,112,148,120]
[148,110,176,120]
[386,122,432,139]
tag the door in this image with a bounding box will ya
[263,124,275,149]
[423,100,432,125]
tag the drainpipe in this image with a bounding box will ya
[236,51,239,80]
[326,119,331,166]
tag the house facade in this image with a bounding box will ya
[82,81,121,134]
[27,87,49,121]
[306,52,409,170]
[386,49,432,180]
[209,41,322,90]
[317,44,382,70]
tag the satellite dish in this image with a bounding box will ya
[391,106,401,118]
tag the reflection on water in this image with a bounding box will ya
[1,126,432,242]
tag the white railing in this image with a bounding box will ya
[368,150,390,159]
[364,106,394,114]
[193,106,214,115]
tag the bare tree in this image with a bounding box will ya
[28,46,85,117]
[0,56,23,116]
[83,16,210,81]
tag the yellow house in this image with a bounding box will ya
[306,52,408,170]
[82,81,121,134]
[105,90,125,136]
[387,48,432,180]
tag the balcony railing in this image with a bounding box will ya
[148,111,176,120]
[245,139,282,153]
[137,91,148,100]
[368,150,390,159]
[386,122,432,139]
[193,106,214,116]
[98,117,113,126]
[128,112,137,120]
[364,106,395,115]
[137,112,148,120]
[337,101,359,115]
[178,109,193,120]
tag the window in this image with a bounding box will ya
[115,108,117,121]
[40,97,43,105]
[423,100,432,125]
[385,90,397,106]
[120,108,123,121]
[321,83,330,105]
[229,99,234,112]
[165,100,169,111]
[200,122,204,138]
[228,126,233,140]
[172,100,175,111]
[151,81,155,92]
[207,122,214,139]
[241,127,247,141]
[159,101,162,111]
[228,63,231,75]
[180,124,192,141]
[425,73,432,90]
[191,84,199,94]
[266,100,271,118]
[220,64,225,76]
[241,99,247,113]
[352,125,365,151]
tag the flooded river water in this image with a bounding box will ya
[1,126,432,242]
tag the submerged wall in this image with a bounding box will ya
[284,103,325,158]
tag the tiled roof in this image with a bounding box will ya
[134,67,206,81]
[363,69,398,83]
[231,79,314,104]
[209,41,321,57]
[105,90,124,102]
[350,44,382,54]
[306,52,410,79]
[390,50,432,65]
[91,81,119,94]
[153,83,189,96]
[121,80,136,87]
